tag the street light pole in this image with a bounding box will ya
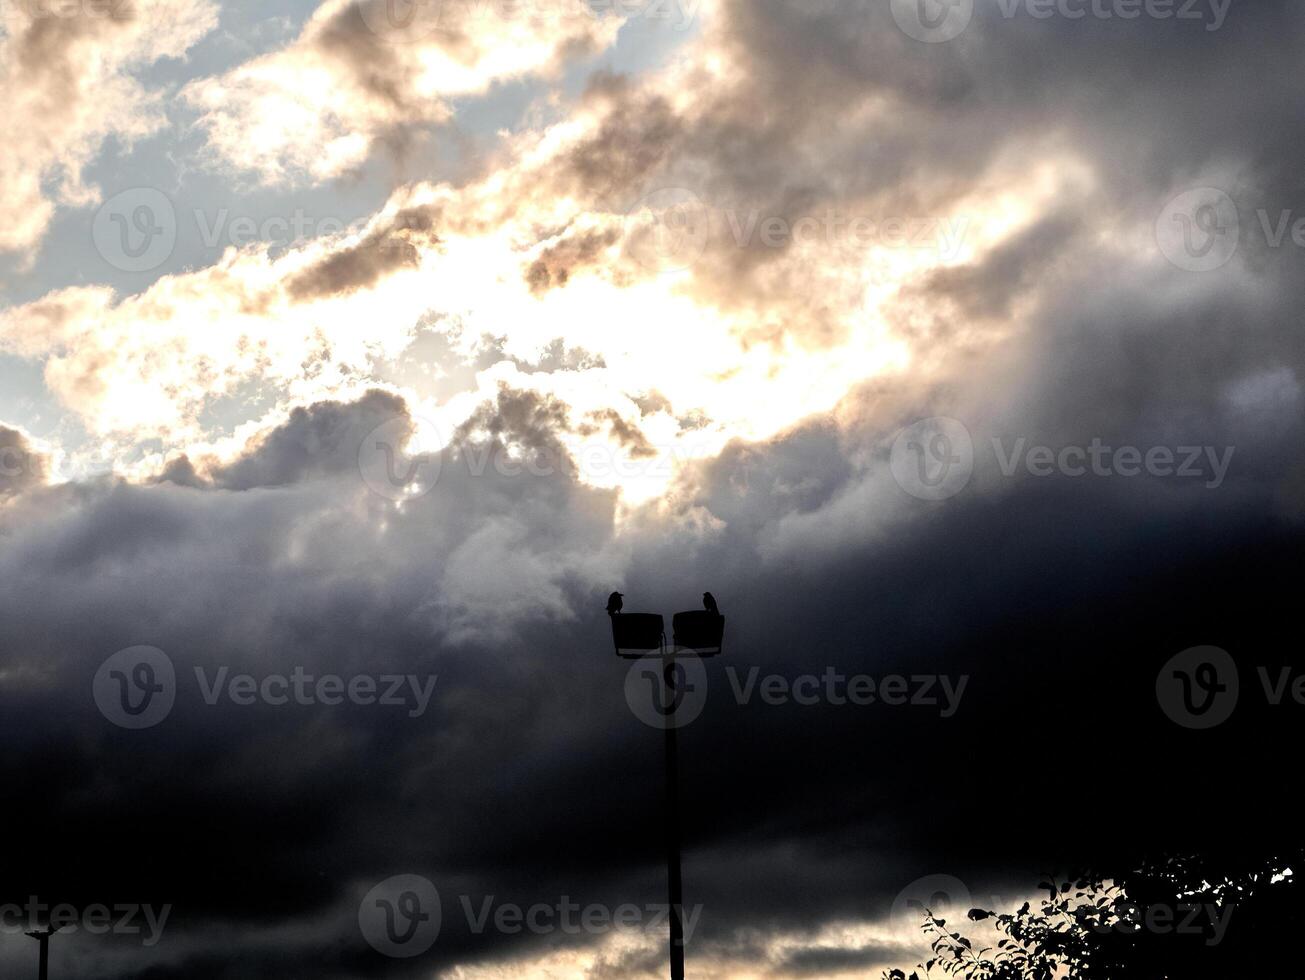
[26,927,56,980]
[611,596,725,980]
[662,648,686,980]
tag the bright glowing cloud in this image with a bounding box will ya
[0,0,217,256]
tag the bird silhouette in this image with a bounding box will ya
[703,592,719,616]
[607,591,624,616]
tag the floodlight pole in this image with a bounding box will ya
[612,603,723,980]
[26,927,56,980]
[662,645,687,980]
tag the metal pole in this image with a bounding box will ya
[28,930,51,980]
[662,648,686,980]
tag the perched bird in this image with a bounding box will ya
[703,592,719,616]
[606,592,624,616]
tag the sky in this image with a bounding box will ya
[1,0,1303,976]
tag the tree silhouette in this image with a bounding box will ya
[887,850,1305,979]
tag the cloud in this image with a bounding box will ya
[772,941,910,976]
[0,0,217,257]
[181,0,621,184]
[0,422,50,495]
[285,204,442,301]
[174,388,409,490]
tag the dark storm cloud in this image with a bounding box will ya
[188,389,408,490]
[0,424,49,496]
[2,354,1303,979]
[452,383,575,455]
